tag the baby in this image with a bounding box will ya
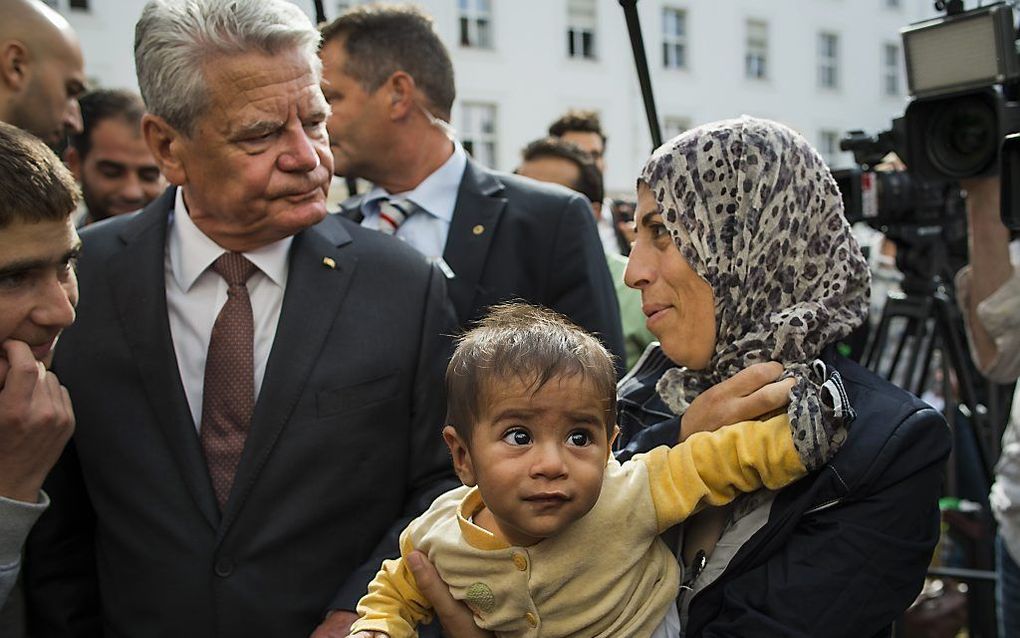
[349,303,818,638]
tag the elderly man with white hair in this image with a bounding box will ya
[24,1,457,636]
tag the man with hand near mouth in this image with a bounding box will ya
[0,121,79,612]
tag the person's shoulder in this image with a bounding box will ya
[406,485,472,549]
[829,355,951,488]
[465,161,584,209]
[76,208,163,262]
[319,212,435,275]
[78,188,174,253]
[503,173,585,209]
[833,355,932,417]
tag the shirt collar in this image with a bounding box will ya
[169,187,293,291]
[457,486,511,550]
[362,141,467,222]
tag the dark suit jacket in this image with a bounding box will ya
[25,188,459,637]
[342,159,626,373]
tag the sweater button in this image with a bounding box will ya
[512,553,528,571]
[214,557,234,577]
[525,612,538,628]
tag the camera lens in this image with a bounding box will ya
[925,95,998,178]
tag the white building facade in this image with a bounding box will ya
[49,0,941,195]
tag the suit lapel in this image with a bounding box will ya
[442,160,506,324]
[109,187,221,529]
[337,194,366,223]
[218,215,356,536]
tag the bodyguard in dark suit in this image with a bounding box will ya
[25,2,457,636]
[320,6,626,372]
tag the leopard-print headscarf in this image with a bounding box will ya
[641,116,871,470]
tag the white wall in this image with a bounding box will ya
[54,0,945,195]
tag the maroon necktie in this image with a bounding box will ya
[200,252,258,510]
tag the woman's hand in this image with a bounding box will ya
[681,362,795,442]
[406,551,493,638]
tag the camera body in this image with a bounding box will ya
[900,2,1020,180]
[833,126,964,231]
[903,86,1020,179]
[838,2,1020,230]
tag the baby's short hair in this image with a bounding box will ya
[446,303,617,441]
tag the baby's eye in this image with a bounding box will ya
[501,428,531,446]
[567,430,592,447]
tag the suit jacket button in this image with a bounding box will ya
[214,558,234,577]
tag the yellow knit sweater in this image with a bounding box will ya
[351,415,805,638]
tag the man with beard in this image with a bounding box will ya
[0,0,84,148]
[65,89,165,225]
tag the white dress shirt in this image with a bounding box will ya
[360,141,467,262]
[165,188,292,430]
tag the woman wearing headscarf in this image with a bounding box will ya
[617,116,951,636]
[399,117,951,638]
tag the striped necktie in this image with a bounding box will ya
[377,198,415,235]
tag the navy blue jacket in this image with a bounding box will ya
[617,348,951,638]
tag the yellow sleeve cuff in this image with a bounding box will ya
[350,530,434,638]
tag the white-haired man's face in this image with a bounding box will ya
[148,47,333,252]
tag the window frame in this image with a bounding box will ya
[883,42,900,97]
[818,32,840,89]
[745,19,768,80]
[662,7,688,71]
[459,101,499,169]
[459,0,494,50]
[818,129,841,166]
[567,0,598,60]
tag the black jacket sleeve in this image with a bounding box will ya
[331,265,460,611]
[25,438,102,637]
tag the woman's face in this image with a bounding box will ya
[625,183,717,369]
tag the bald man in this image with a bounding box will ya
[0,0,85,148]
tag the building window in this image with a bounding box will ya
[886,0,901,7]
[459,0,493,49]
[883,42,900,96]
[662,7,687,70]
[818,130,841,166]
[69,0,88,8]
[567,0,597,60]
[663,116,691,141]
[745,19,768,80]
[818,32,839,89]
[459,102,498,169]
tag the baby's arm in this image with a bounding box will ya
[347,533,435,638]
[642,414,806,532]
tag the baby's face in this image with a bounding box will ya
[465,373,612,546]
